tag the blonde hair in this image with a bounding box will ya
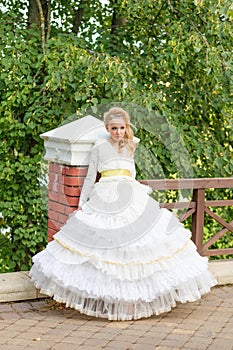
[103,107,136,154]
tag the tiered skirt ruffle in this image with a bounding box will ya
[30,178,217,320]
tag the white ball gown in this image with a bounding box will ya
[30,139,217,321]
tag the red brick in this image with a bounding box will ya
[50,162,64,173]
[48,227,57,239]
[67,196,79,207]
[48,219,64,231]
[77,167,88,176]
[63,176,84,186]
[57,193,68,205]
[58,193,79,207]
[62,166,88,176]
[48,219,59,230]
[49,182,64,193]
[49,173,64,184]
[63,185,81,196]
[58,213,68,224]
[65,206,77,215]
[48,209,59,221]
[49,201,66,214]
[47,162,89,242]
[48,191,59,202]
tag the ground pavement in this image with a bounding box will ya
[0,285,232,350]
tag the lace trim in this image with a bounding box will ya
[53,236,191,266]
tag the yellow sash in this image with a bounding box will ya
[101,169,131,177]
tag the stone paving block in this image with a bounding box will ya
[207,339,233,350]
[0,329,20,339]
[29,338,57,347]
[158,320,182,327]
[160,339,189,348]
[123,323,152,331]
[112,334,137,343]
[44,329,71,340]
[0,304,14,312]
[4,337,32,347]
[135,335,160,345]
[0,319,16,326]
[0,346,26,350]
[78,346,104,350]
[199,324,223,333]
[105,339,135,349]
[106,321,133,329]
[42,330,70,340]
[22,326,48,336]
[171,328,195,335]
[60,335,86,345]
[147,328,167,335]
[177,323,201,331]
[193,330,216,338]
[82,336,110,347]
[29,300,48,310]
[57,345,100,350]
[162,334,191,347]
[51,343,85,350]
[218,332,233,340]
[26,340,54,350]
[54,322,79,331]
[0,323,8,330]
[86,329,116,341]
[69,329,93,339]
[11,301,34,312]
[0,337,10,345]
[6,324,33,333]
[80,319,108,327]
[184,338,212,349]
[155,347,181,350]
[121,328,147,336]
[129,343,158,350]
[0,312,21,320]
[0,285,232,350]
[77,324,105,332]
[184,347,199,350]
[14,317,39,326]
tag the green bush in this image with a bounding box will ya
[0,1,232,271]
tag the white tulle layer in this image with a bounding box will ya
[30,238,216,320]
[30,179,217,320]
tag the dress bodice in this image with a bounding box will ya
[79,139,137,207]
[96,139,135,174]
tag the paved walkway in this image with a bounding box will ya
[0,285,232,350]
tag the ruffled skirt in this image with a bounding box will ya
[30,177,217,320]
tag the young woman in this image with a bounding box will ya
[30,107,217,321]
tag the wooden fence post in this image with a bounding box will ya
[192,188,205,254]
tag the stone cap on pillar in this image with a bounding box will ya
[40,115,108,166]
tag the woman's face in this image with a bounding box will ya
[106,118,126,142]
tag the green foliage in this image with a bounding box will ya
[0,0,232,271]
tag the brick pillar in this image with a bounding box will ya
[40,115,108,242]
[48,162,88,242]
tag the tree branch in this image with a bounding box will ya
[46,0,51,42]
[167,2,209,47]
[35,0,46,54]
[110,0,126,35]
[72,0,87,34]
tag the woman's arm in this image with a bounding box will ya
[78,144,98,208]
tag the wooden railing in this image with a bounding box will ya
[140,178,233,257]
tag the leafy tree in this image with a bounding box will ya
[0,0,232,271]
